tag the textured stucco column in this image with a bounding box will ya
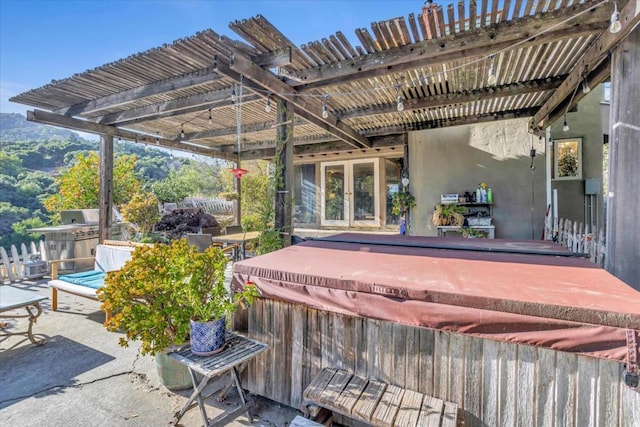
[606,26,640,290]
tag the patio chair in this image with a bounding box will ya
[48,242,137,320]
[224,225,243,235]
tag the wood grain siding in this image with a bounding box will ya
[245,298,640,426]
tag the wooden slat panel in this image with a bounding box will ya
[367,318,381,380]
[379,320,394,384]
[596,359,619,426]
[371,384,405,426]
[334,374,368,415]
[448,333,465,404]
[353,316,367,378]
[463,336,483,427]
[620,378,640,426]
[290,304,306,409]
[555,352,577,426]
[535,348,556,426]
[433,330,450,400]
[417,395,445,427]
[320,310,333,369]
[393,322,407,388]
[352,380,387,421]
[303,367,336,402]
[517,344,536,426]
[308,308,322,388]
[394,389,424,427]
[418,327,435,396]
[498,341,517,426]
[576,354,597,426]
[405,326,421,392]
[481,339,499,425]
[318,369,352,407]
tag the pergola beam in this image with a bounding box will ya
[533,0,640,128]
[339,77,564,120]
[98,88,259,126]
[215,53,370,149]
[182,117,307,141]
[26,109,236,161]
[287,2,610,90]
[55,67,222,116]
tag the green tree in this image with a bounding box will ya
[120,192,160,235]
[0,152,22,176]
[152,169,190,203]
[43,151,141,219]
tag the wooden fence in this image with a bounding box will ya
[544,217,606,267]
[0,241,46,284]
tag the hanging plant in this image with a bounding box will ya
[391,191,416,215]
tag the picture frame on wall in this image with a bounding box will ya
[553,138,582,180]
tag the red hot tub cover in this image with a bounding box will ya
[232,233,640,362]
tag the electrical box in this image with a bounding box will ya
[585,178,601,195]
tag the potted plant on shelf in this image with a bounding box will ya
[391,191,416,216]
[432,204,466,227]
[98,238,259,389]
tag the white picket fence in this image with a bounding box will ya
[0,240,47,284]
[544,217,606,267]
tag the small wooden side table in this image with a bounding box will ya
[169,331,268,426]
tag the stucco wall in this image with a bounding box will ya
[408,118,546,239]
[550,86,605,230]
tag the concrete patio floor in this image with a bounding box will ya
[0,279,301,426]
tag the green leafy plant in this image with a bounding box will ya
[462,228,486,238]
[391,191,416,215]
[98,238,259,355]
[432,204,466,226]
[120,191,160,235]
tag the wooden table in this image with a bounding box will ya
[0,286,47,345]
[212,231,260,260]
[169,331,268,427]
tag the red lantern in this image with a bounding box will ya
[231,167,249,178]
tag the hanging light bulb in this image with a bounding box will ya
[395,85,404,112]
[562,115,570,132]
[231,86,236,102]
[321,95,329,119]
[265,98,271,113]
[582,78,591,94]
[208,109,212,124]
[181,124,185,140]
[487,55,497,86]
[610,2,622,34]
[155,132,160,145]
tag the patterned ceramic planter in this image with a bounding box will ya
[190,316,226,356]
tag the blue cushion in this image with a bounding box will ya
[58,270,107,289]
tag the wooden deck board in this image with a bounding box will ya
[394,389,424,427]
[352,379,387,421]
[334,374,368,415]
[442,401,459,427]
[318,369,352,407]
[371,384,405,426]
[303,368,336,402]
[417,395,445,427]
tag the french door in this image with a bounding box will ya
[320,159,380,227]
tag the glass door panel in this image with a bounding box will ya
[351,159,379,226]
[321,162,348,226]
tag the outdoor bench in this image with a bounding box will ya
[47,241,139,320]
[302,368,458,427]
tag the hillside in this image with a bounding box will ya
[0,113,82,143]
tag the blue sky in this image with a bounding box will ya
[0,0,428,116]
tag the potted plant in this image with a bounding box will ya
[98,238,258,388]
[391,191,416,216]
[432,204,466,227]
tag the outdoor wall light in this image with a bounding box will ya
[610,2,622,34]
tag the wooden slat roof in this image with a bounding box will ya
[11,0,629,161]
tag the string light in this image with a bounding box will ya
[395,85,404,112]
[487,55,497,86]
[610,2,622,33]
[155,132,160,145]
[562,114,570,132]
[582,77,590,94]
[208,109,212,124]
[322,95,329,118]
[231,86,236,102]
[265,98,271,113]
[181,124,185,140]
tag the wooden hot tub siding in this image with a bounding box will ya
[238,298,640,427]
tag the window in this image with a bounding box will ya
[553,138,582,180]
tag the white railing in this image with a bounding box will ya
[544,217,606,267]
[0,241,46,283]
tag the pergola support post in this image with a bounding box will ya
[274,100,294,247]
[606,25,640,290]
[99,134,114,243]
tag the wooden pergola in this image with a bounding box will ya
[11,0,640,287]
